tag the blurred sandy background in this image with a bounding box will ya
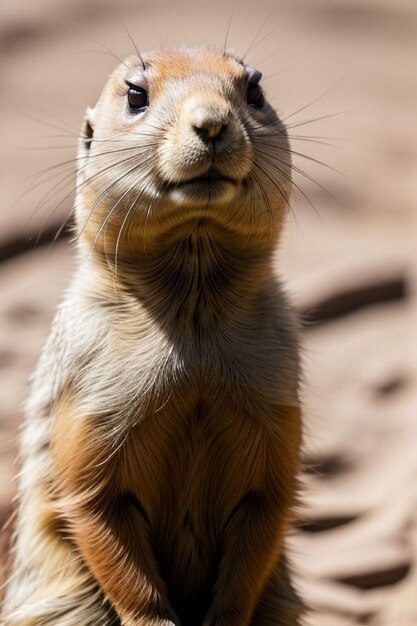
[0,0,416,624]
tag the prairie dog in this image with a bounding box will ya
[2,48,303,626]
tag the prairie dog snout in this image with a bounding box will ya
[185,94,230,139]
[160,89,251,187]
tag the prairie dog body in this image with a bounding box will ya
[2,48,303,625]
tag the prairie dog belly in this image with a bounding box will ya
[120,396,266,612]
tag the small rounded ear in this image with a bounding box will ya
[79,106,95,156]
[244,64,262,84]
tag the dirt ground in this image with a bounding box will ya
[0,1,416,624]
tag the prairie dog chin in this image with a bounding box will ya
[2,47,304,626]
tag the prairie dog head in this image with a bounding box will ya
[76,47,291,260]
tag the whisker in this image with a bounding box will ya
[83,36,130,69]
[246,174,257,243]
[223,0,238,55]
[24,150,150,237]
[20,163,75,218]
[24,144,78,151]
[80,155,153,241]
[89,165,151,258]
[254,148,319,216]
[255,146,334,200]
[92,190,134,266]
[245,117,283,134]
[285,147,345,177]
[286,135,338,148]
[142,179,171,256]
[113,183,151,283]
[24,142,159,182]
[282,80,344,123]
[250,169,273,239]
[28,150,155,248]
[262,67,289,82]
[244,26,282,63]
[248,115,339,146]
[23,130,162,149]
[51,216,74,245]
[241,5,278,61]
[286,110,348,130]
[252,159,295,220]
[44,148,153,206]
[3,108,80,137]
[28,103,79,135]
[23,168,78,240]
[121,20,146,71]
[289,133,341,142]
[251,47,285,68]
[254,139,345,178]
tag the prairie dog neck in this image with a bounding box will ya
[83,220,275,337]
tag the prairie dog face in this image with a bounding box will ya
[76,48,291,257]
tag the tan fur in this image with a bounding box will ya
[2,48,304,625]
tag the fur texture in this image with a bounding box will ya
[2,48,304,626]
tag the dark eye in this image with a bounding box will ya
[247,82,264,108]
[127,86,148,112]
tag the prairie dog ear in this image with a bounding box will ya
[79,106,95,156]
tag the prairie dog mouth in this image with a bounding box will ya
[165,175,240,206]
[170,173,238,188]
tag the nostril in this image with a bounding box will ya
[193,121,228,142]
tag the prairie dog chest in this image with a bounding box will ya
[120,388,267,535]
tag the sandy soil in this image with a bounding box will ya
[0,1,416,623]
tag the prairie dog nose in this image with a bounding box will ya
[186,97,230,142]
